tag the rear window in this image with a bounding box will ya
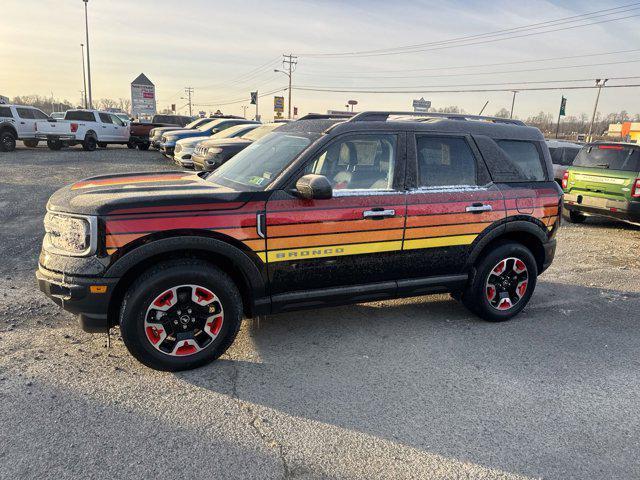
[0,106,12,118]
[65,111,96,122]
[573,144,640,172]
[550,146,581,166]
[496,140,546,181]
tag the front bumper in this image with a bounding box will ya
[36,266,119,333]
[160,144,175,157]
[174,148,196,167]
[564,193,640,223]
[36,133,76,141]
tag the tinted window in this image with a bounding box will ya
[307,134,397,190]
[65,111,96,122]
[16,108,34,119]
[99,113,113,123]
[110,114,125,126]
[496,140,546,181]
[550,146,580,166]
[417,136,477,187]
[32,109,49,120]
[0,106,12,118]
[573,144,640,172]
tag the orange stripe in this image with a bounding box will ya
[405,222,491,240]
[268,217,405,237]
[105,233,144,248]
[243,239,265,251]
[267,228,404,250]
[406,211,504,228]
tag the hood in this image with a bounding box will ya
[199,137,252,148]
[47,171,255,216]
[163,129,202,139]
[177,135,210,147]
[152,126,183,135]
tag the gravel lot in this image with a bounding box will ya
[1,144,639,479]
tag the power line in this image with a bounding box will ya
[296,4,640,57]
[298,48,640,76]
[194,86,287,107]
[194,57,281,90]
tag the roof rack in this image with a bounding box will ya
[348,111,526,126]
[298,112,355,120]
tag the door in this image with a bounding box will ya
[400,134,506,283]
[110,114,129,142]
[98,113,115,141]
[15,107,35,138]
[265,132,407,306]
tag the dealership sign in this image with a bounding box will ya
[412,97,431,112]
[131,73,156,117]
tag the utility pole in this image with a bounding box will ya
[242,105,248,118]
[510,91,518,119]
[587,79,608,142]
[83,0,92,109]
[80,43,88,108]
[275,54,297,119]
[184,87,194,116]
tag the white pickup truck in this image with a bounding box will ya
[0,104,51,151]
[35,109,130,151]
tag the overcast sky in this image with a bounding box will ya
[2,0,640,119]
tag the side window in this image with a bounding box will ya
[306,134,397,190]
[99,113,113,123]
[0,106,12,118]
[110,114,124,126]
[32,109,49,120]
[496,140,546,181]
[16,108,34,119]
[416,136,477,187]
[65,111,96,122]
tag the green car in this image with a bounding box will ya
[563,142,640,225]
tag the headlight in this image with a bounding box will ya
[44,212,97,256]
[206,147,223,156]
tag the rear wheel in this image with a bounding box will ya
[462,242,537,322]
[119,259,242,371]
[565,210,586,223]
[23,139,39,148]
[137,142,150,151]
[82,135,97,151]
[47,139,63,150]
[0,131,17,152]
[127,142,135,149]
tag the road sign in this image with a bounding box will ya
[559,96,567,116]
[412,97,431,112]
[131,73,156,117]
[250,91,258,105]
[347,100,358,106]
[274,96,284,113]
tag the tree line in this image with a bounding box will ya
[9,95,130,114]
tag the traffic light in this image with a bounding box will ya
[250,91,257,105]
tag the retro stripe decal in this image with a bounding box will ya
[404,234,478,251]
[259,240,403,263]
[72,174,191,190]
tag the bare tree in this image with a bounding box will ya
[118,97,131,113]
[494,108,510,118]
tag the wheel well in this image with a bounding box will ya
[106,248,255,328]
[0,125,17,137]
[472,231,545,273]
[85,130,97,140]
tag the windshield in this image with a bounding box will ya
[185,118,208,129]
[573,144,640,172]
[197,120,223,132]
[207,132,313,190]
[211,124,256,140]
[242,124,278,141]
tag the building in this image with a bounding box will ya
[606,122,640,143]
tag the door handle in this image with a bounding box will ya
[363,208,395,219]
[465,203,492,213]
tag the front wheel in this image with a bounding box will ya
[119,259,243,371]
[565,210,586,223]
[127,142,135,149]
[137,142,150,151]
[0,131,17,152]
[462,242,538,322]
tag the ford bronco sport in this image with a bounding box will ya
[37,112,561,371]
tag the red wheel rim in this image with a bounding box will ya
[144,284,224,357]
[485,258,529,311]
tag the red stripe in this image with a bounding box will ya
[105,213,257,234]
[267,205,407,226]
[406,200,504,216]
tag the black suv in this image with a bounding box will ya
[37,112,561,370]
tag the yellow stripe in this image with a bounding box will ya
[403,234,477,251]
[266,240,402,263]
[256,252,267,262]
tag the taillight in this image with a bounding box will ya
[632,178,640,198]
[562,170,569,190]
[70,123,78,133]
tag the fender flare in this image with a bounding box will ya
[104,235,267,305]
[0,124,18,137]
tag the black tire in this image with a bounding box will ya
[0,131,17,152]
[138,142,150,151]
[461,241,538,322]
[119,259,243,371]
[47,139,63,151]
[82,135,97,151]
[127,142,135,149]
[23,139,39,148]
[98,142,107,148]
[565,210,586,223]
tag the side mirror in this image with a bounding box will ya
[295,174,332,200]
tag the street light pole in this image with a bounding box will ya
[83,0,93,109]
[587,78,608,142]
[510,90,518,119]
[80,43,88,108]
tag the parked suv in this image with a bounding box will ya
[563,142,640,225]
[0,104,51,151]
[546,139,582,184]
[37,112,561,371]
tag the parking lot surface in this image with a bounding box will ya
[1,145,639,479]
